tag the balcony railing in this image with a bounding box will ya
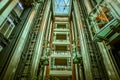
[50,65,72,70]
[54,39,69,42]
[52,51,70,55]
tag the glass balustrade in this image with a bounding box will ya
[54,39,69,42]
[52,51,70,55]
[51,65,72,70]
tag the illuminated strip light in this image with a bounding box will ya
[18,2,24,10]
[7,17,15,26]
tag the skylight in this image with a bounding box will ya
[53,0,71,16]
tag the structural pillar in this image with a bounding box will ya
[30,0,51,78]
[73,0,93,80]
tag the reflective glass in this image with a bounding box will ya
[53,0,71,15]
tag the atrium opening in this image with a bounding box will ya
[0,0,120,80]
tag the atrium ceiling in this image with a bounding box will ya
[53,0,72,16]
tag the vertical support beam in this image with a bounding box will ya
[45,11,52,77]
[72,15,85,80]
[30,0,51,78]
[71,21,74,40]
[45,11,52,41]
[75,64,79,80]
[72,63,76,80]
[72,12,77,40]
[48,21,53,42]
[43,66,46,80]
[73,0,93,80]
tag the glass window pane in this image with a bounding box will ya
[53,0,71,15]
